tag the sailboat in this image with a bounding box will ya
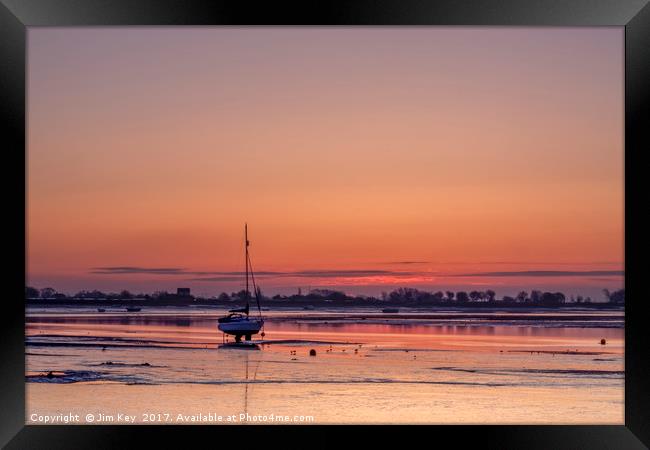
[217,224,264,342]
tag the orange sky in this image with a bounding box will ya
[27,27,624,297]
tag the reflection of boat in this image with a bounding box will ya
[217,224,264,343]
[97,308,106,313]
[382,308,399,313]
[126,307,141,312]
[218,342,260,350]
[241,350,261,419]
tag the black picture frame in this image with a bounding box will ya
[1,0,648,448]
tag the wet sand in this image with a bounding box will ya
[26,307,624,424]
[27,379,623,424]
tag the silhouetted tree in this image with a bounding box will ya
[605,289,625,304]
[516,291,528,303]
[503,295,515,303]
[310,289,346,301]
[39,287,57,299]
[530,290,542,304]
[231,290,248,301]
[217,293,231,302]
[456,291,469,303]
[469,291,481,302]
[485,289,496,302]
[119,290,133,299]
[446,291,455,302]
[540,292,565,306]
[26,286,39,299]
[389,287,422,302]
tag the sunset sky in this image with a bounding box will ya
[27,27,624,298]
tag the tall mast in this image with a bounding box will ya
[245,223,249,308]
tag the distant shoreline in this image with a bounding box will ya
[26,310,625,327]
[26,298,624,310]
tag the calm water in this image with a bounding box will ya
[26,307,624,424]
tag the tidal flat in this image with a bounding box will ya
[26,306,624,424]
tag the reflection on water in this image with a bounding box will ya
[26,308,624,424]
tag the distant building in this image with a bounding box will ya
[177,288,191,297]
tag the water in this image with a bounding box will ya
[26,307,624,424]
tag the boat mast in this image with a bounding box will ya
[245,223,249,314]
[245,223,263,319]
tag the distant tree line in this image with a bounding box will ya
[218,287,625,306]
[25,287,148,300]
[379,287,570,306]
[25,285,625,306]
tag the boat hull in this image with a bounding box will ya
[217,319,263,336]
